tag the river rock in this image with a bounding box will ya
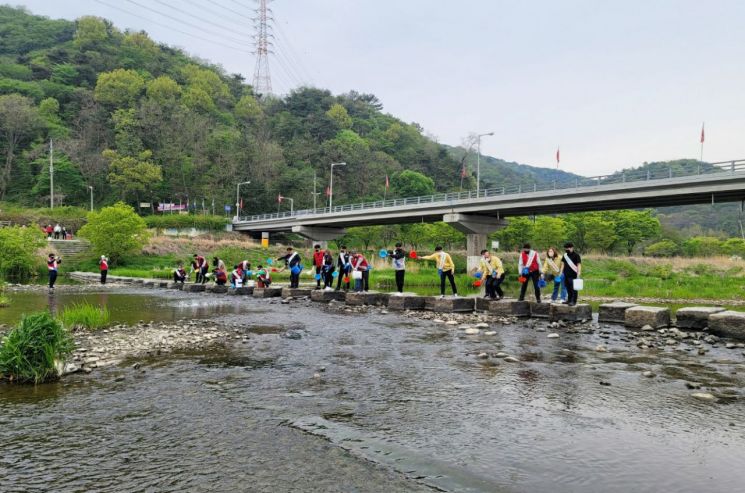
[625,306,671,329]
[642,371,656,378]
[503,356,520,363]
[495,352,509,358]
[228,287,254,295]
[691,392,716,401]
[547,333,560,338]
[476,352,488,359]
[675,307,726,330]
[484,331,497,336]
[598,302,638,323]
[707,311,745,341]
[464,328,480,335]
[549,303,592,323]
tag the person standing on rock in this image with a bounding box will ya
[98,255,109,284]
[47,253,61,290]
[560,242,582,306]
[350,250,369,292]
[390,242,407,294]
[518,243,541,303]
[336,245,352,291]
[312,244,325,289]
[420,246,458,298]
[193,254,208,284]
[322,248,335,289]
[477,249,505,299]
[278,247,302,288]
[53,223,61,240]
[542,247,566,302]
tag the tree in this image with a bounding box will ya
[393,170,435,197]
[235,94,263,124]
[94,68,145,107]
[644,240,680,257]
[681,236,723,257]
[496,217,534,251]
[73,16,110,49]
[531,216,568,251]
[326,103,352,129]
[611,210,661,254]
[583,215,617,253]
[428,222,465,250]
[78,202,149,264]
[345,226,385,251]
[145,76,181,104]
[31,154,86,205]
[0,94,39,199]
[104,149,162,204]
[0,226,45,282]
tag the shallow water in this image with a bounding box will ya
[1,290,745,492]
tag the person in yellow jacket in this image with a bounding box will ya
[419,245,458,298]
[477,249,505,299]
[541,246,567,302]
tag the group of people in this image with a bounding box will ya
[44,223,72,240]
[279,245,371,292]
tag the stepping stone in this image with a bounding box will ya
[625,306,671,329]
[188,284,206,293]
[598,302,638,324]
[282,287,313,298]
[346,291,389,306]
[253,287,283,298]
[475,297,502,311]
[708,311,745,341]
[530,301,551,319]
[549,303,592,322]
[388,294,427,311]
[675,307,726,330]
[310,290,347,303]
[425,296,475,313]
[210,285,229,294]
[168,282,184,290]
[485,299,530,317]
[142,281,156,288]
[228,287,254,295]
[157,281,169,288]
[132,279,145,285]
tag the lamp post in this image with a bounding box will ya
[236,181,250,218]
[88,186,93,211]
[329,162,346,209]
[476,132,494,195]
[278,195,294,214]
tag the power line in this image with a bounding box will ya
[206,0,255,23]
[94,0,252,53]
[152,0,254,42]
[180,0,251,31]
[272,20,314,83]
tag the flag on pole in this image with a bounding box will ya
[556,147,560,168]
[700,123,705,143]
[278,194,283,203]
[385,174,390,190]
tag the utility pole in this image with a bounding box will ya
[329,162,346,209]
[49,139,54,209]
[88,186,93,211]
[312,170,320,212]
[252,0,273,95]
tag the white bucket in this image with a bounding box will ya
[246,280,255,288]
[352,271,363,280]
[573,278,584,291]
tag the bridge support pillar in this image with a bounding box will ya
[443,213,506,272]
[291,226,346,246]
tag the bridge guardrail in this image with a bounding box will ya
[237,159,745,223]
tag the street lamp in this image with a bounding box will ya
[329,162,346,209]
[476,132,494,195]
[88,186,93,211]
[236,181,250,218]
[278,195,294,215]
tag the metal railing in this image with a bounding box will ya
[236,159,745,223]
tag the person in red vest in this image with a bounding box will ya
[312,244,325,289]
[47,253,61,290]
[518,242,542,303]
[350,251,369,292]
[98,255,109,284]
[192,254,208,284]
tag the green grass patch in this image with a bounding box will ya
[59,302,110,330]
[0,311,74,384]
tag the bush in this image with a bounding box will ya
[0,225,45,282]
[645,240,680,257]
[78,202,149,265]
[649,263,673,280]
[143,214,229,231]
[59,302,110,330]
[0,312,74,383]
[682,236,722,257]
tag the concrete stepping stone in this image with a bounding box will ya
[598,302,638,324]
[282,287,313,298]
[168,282,184,290]
[549,303,592,322]
[425,296,475,313]
[253,287,283,298]
[310,290,347,303]
[530,301,551,319]
[210,285,229,294]
[675,307,725,330]
[386,293,428,310]
[484,299,530,317]
[187,284,206,293]
[708,311,745,340]
[345,291,389,306]
[228,287,254,295]
[625,306,670,328]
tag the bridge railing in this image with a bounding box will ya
[237,159,745,223]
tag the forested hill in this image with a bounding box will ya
[0,5,481,213]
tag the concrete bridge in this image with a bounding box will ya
[233,160,745,268]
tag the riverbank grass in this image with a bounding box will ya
[59,302,110,330]
[0,312,74,383]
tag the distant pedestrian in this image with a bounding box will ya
[518,243,541,303]
[53,223,61,239]
[322,249,335,289]
[47,253,61,290]
[192,254,208,284]
[560,242,582,306]
[98,255,109,284]
[61,226,67,240]
[45,224,53,239]
[390,242,407,294]
[420,246,458,298]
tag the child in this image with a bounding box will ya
[477,249,505,299]
[542,246,566,302]
[518,243,541,303]
[420,246,458,298]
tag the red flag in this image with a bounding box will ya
[239,198,243,210]
[556,147,560,168]
[700,123,705,144]
[385,174,390,190]
[277,194,283,203]
[325,186,331,197]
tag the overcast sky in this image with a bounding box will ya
[11,0,745,175]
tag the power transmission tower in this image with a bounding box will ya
[252,0,273,95]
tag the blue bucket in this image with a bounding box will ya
[379,249,388,258]
[246,270,253,277]
[332,271,339,278]
[538,279,547,288]
[522,267,529,276]
[315,273,321,280]
[474,272,483,279]
[555,274,564,283]
[267,258,273,265]
[291,265,301,275]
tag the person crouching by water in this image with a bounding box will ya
[336,245,352,291]
[278,247,302,288]
[390,242,406,294]
[477,249,505,299]
[542,246,566,302]
[518,243,541,303]
[560,242,582,306]
[47,253,61,291]
[173,263,187,284]
[213,264,228,286]
[350,250,369,292]
[98,255,109,284]
[230,264,243,288]
[420,246,458,298]
[256,265,271,287]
